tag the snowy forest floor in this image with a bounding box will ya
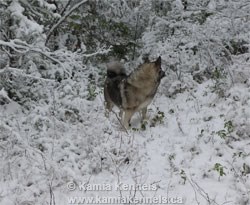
[1,0,250,204]
[1,70,250,205]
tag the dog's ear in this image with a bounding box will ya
[155,56,161,66]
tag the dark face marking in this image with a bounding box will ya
[155,56,161,66]
[159,69,166,79]
[154,56,165,81]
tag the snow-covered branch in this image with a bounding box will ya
[0,39,29,53]
[45,0,88,45]
[0,40,57,63]
[82,46,112,57]
[0,67,55,82]
[0,39,70,75]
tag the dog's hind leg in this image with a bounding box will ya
[123,109,135,129]
[105,101,114,117]
[119,109,123,120]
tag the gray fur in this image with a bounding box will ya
[104,56,165,129]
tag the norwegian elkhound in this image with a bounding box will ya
[104,56,165,129]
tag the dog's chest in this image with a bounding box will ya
[135,84,159,110]
[137,97,153,110]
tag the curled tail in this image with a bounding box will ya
[106,61,126,78]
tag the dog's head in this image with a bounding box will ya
[139,56,166,82]
[127,56,165,87]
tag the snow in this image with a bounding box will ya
[37,0,56,11]
[8,1,43,39]
[0,88,10,100]
[1,1,250,205]
[173,0,184,11]
[1,72,250,204]
[208,0,216,11]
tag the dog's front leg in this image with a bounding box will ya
[141,107,147,121]
[123,109,134,129]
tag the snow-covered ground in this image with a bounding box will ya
[1,70,250,205]
[1,0,250,204]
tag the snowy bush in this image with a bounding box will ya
[1,1,250,205]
